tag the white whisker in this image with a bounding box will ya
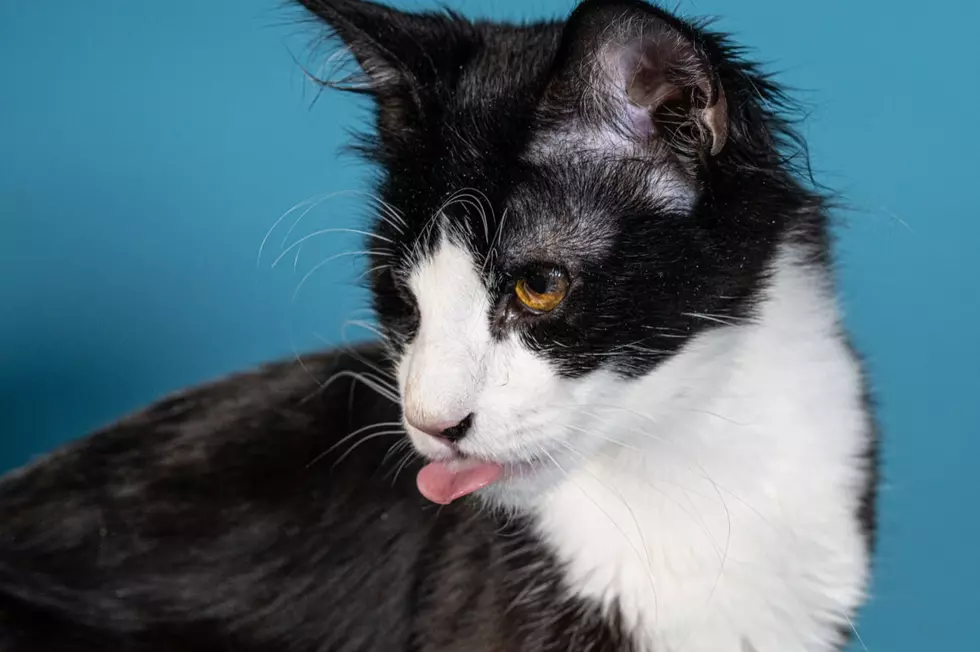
[273,229,393,269]
[537,441,661,625]
[316,369,400,404]
[280,192,345,251]
[681,312,750,328]
[331,429,405,469]
[291,250,385,301]
[257,192,337,267]
[305,421,402,469]
[482,207,509,273]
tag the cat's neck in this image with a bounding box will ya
[530,249,872,652]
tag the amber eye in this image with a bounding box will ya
[514,267,570,313]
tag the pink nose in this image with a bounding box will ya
[406,413,474,442]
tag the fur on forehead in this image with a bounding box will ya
[497,157,690,272]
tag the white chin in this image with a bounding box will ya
[475,460,566,512]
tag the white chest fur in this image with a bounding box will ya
[531,256,872,652]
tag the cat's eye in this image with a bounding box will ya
[514,267,570,313]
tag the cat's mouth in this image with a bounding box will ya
[415,454,543,505]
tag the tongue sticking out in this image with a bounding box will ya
[417,459,503,504]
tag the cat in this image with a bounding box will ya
[0,0,878,650]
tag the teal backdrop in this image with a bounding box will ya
[1,0,977,649]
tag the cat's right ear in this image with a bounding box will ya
[294,0,449,137]
[540,0,729,161]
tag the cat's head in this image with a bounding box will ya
[297,0,819,508]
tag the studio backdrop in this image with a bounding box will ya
[2,1,977,650]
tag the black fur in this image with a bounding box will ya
[300,0,829,378]
[0,345,631,651]
[0,1,876,650]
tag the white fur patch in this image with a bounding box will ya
[398,235,582,465]
[525,126,695,211]
[529,250,871,652]
[397,236,870,652]
[400,234,491,434]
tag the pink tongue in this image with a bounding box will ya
[416,460,503,504]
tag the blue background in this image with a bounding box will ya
[1,0,977,649]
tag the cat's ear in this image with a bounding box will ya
[295,0,451,134]
[542,0,728,158]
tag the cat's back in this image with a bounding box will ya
[0,345,430,650]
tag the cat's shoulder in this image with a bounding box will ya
[2,343,395,486]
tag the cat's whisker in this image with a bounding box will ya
[354,263,392,283]
[306,421,403,469]
[570,406,669,440]
[553,439,664,550]
[537,441,661,624]
[315,369,400,405]
[292,345,329,394]
[560,405,719,474]
[345,353,400,394]
[553,431,734,586]
[640,331,688,339]
[389,448,419,486]
[843,614,871,652]
[644,325,689,333]
[331,429,405,470]
[465,188,496,243]
[382,437,412,466]
[681,312,751,328]
[341,319,392,345]
[328,326,403,390]
[280,192,350,251]
[493,511,527,538]
[562,423,642,452]
[365,194,409,232]
[612,343,672,355]
[262,189,407,270]
[272,230,393,269]
[568,348,669,360]
[579,401,749,433]
[679,407,750,426]
[257,191,340,267]
[408,199,451,267]
[347,358,399,395]
[558,408,760,565]
[568,438,732,561]
[336,313,408,351]
[444,188,494,243]
[482,207,509,274]
[292,250,387,301]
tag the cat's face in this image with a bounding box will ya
[299,0,805,506]
[381,147,707,506]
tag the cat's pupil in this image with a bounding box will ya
[526,272,553,295]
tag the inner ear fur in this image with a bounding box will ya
[546,0,729,158]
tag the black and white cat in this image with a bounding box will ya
[0,1,878,650]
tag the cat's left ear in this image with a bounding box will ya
[542,0,728,158]
[295,0,453,136]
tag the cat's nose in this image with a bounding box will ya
[408,413,474,443]
[439,413,474,442]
